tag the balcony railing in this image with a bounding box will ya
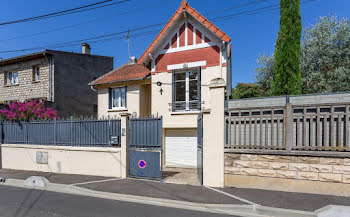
[169,100,202,112]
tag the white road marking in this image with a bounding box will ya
[71,178,120,186]
[205,186,258,205]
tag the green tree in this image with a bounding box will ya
[255,54,274,95]
[256,15,350,95]
[231,83,266,99]
[301,16,350,93]
[271,0,302,96]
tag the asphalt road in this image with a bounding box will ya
[0,185,237,217]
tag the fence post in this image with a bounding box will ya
[120,113,130,179]
[285,103,293,151]
[54,117,57,146]
[70,116,73,145]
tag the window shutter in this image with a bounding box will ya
[172,70,176,112]
[197,67,201,110]
[108,88,112,109]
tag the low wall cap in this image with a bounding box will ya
[209,78,226,88]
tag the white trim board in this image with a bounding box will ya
[167,61,206,70]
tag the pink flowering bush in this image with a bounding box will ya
[0,101,58,121]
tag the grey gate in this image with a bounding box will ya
[197,113,203,185]
[128,117,163,180]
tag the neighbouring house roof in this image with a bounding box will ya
[0,49,113,67]
[89,63,151,86]
[0,50,52,66]
[137,0,231,64]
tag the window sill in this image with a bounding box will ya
[4,84,19,87]
[32,80,41,84]
[171,111,201,115]
[108,108,128,112]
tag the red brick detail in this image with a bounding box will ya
[171,33,177,48]
[155,46,220,72]
[188,23,194,45]
[196,29,202,44]
[164,43,169,49]
[204,36,211,43]
[222,62,227,67]
[179,23,186,47]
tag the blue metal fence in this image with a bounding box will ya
[0,117,121,147]
[128,117,162,148]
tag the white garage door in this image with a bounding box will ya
[165,130,197,168]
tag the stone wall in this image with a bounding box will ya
[0,58,52,102]
[225,153,350,184]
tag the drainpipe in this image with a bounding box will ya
[44,53,53,102]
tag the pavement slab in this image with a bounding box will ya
[0,169,115,185]
[78,178,248,205]
[221,187,350,212]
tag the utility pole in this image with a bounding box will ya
[126,29,131,59]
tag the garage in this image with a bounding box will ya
[165,129,197,168]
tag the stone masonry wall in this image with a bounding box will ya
[225,153,350,184]
[0,58,52,102]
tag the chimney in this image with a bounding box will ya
[82,43,91,55]
[129,56,137,64]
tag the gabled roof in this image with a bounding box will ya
[137,0,231,64]
[89,63,151,86]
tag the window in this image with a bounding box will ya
[110,87,126,109]
[6,72,18,85]
[172,68,200,111]
[33,66,40,82]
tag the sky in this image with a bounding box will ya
[0,0,349,86]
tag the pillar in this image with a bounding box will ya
[203,78,226,187]
[120,113,130,179]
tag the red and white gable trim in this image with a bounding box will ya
[149,19,227,73]
[161,22,214,54]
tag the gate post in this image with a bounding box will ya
[120,113,130,179]
[203,78,226,188]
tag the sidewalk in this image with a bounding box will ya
[1,169,350,215]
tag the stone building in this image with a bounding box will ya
[0,44,113,117]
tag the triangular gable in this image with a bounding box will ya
[137,0,231,65]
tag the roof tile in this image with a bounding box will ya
[89,63,150,86]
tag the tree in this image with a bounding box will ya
[271,0,302,96]
[255,54,274,95]
[256,15,350,95]
[231,83,266,99]
[301,16,350,93]
[0,101,58,122]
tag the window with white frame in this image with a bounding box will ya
[33,66,40,82]
[172,68,200,111]
[111,87,126,109]
[6,71,18,85]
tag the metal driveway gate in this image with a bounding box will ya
[197,113,203,185]
[128,117,162,180]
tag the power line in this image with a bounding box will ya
[0,0,130,26]
[0,0,317,54]
[206,0,270,15]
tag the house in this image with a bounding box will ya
[89,0,231,168]
[0,43,113,117]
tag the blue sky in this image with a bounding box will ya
[0,0,349,86]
